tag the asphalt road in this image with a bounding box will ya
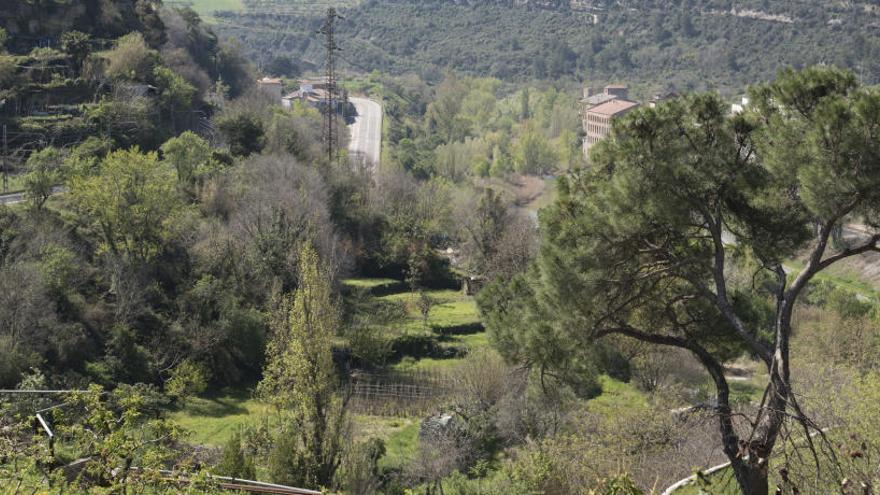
[0,191,25,205]
[0,186,64,206]
[348,97,382,171]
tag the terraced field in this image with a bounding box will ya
[170,277,486,466]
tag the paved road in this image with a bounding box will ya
[348,97,382,171]
[0,186,64,206]
[0,191,25,205]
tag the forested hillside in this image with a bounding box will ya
[214,0,880,94]
[0,0,253,166]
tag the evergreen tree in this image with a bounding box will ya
[480,67,880,495]
[216,431,256,480]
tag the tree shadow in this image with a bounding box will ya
[183,391,251,418]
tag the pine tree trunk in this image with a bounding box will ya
[730,361,789,495]
[732,459,770,495]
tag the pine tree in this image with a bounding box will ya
[480,67,880,495]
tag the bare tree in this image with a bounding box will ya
[483,213,538,283]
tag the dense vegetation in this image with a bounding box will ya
[347,72,582,181]
[3,2,880,495]
[0,0,253,189]
[478,66,880,494]
[215,0,880,95]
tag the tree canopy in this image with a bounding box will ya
[258,243,348,488]
[479,66,880,495]
[69,147,184,262]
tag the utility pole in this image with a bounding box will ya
[318,8,342,165]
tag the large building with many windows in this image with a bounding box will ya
[583,90,639,157]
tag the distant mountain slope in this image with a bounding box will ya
[214,0,880,94]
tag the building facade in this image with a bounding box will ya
[581,85,638,158]
[257,77,283,101]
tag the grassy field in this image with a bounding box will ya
[728,377,765,403]
[785,257,880,301]
[170,278,484,460]
[355,415,420,470]
[168,392,270,447]
[342,278,488,371]
[587,375,648,416]
[169,393,422,459]
[378,287,488,372]
[524,176,557,213]
[343,277,400,289]
[168,277,771,488]
[170,393,421,471]
[180,0,244,20]
[477,175,556,215]
[379,289,481,335]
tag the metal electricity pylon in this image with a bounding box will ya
[318,8,343,165]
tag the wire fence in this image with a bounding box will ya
[346,369,457,416]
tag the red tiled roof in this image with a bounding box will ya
[588,99,639,116]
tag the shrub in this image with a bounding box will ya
[105,32,158,82]
[216,431,256,480]
[217,113,265,157]
[0,56,18,89]
[335,438,386,494]
[60,30,90,71]
[165,359,208,402]
[390,334,444,360]
[267,432,310,486]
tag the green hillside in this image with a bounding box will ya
[215,0,880,94]
[179,0,244,19]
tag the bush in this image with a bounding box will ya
[105,32,158,82]
[590,475,645,495]
[216,431,256,480]
[390,334,445,361]
[165,359,207,402]
[346,325,393,369]
[217,113,265,157]
[336,438,386,495]
[60,30,91,71]
[267,432,310,486]
[23,147,63,210]
[0,56,19,90]
[0,336,41,390]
